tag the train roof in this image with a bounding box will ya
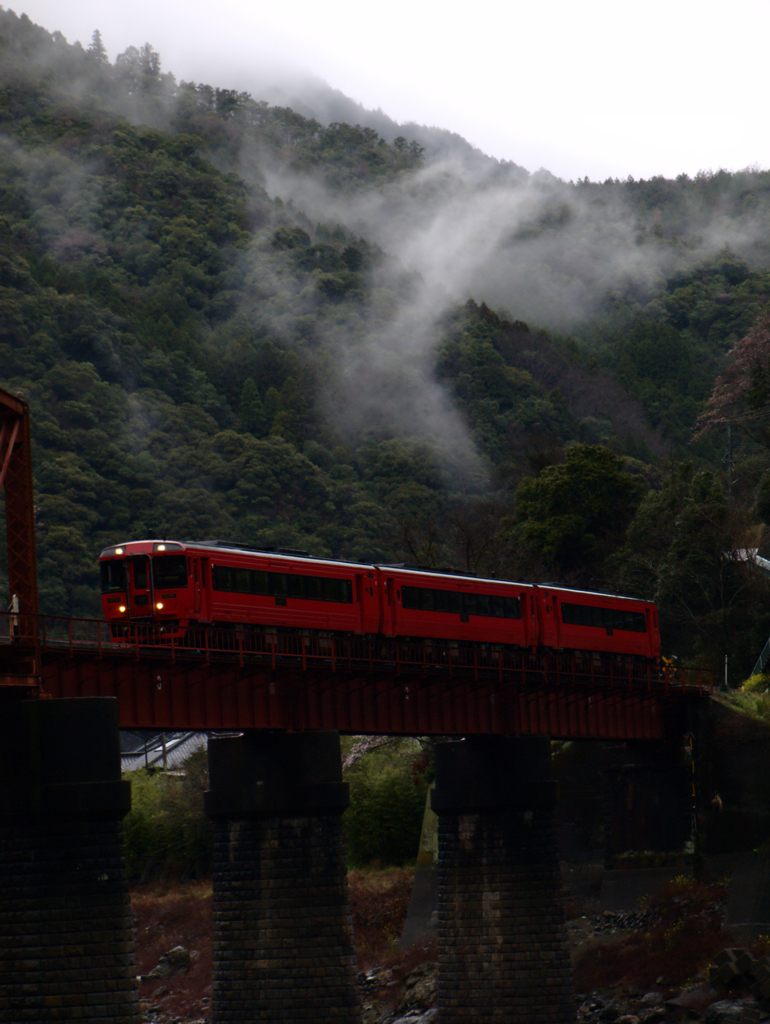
[536,582,654,603]
[100,538,374,573]
[376,563,530,589]
[97,539,653,603]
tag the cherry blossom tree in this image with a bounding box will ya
[695,310,770,445]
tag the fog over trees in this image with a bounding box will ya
[2,8,770,679]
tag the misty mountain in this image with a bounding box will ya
[1,7,770,676]
[241,70,530,182]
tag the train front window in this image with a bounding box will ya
[101,560,126,593]
[153,555,188,588]
[131,557,148,589]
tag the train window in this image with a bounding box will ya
[561,602,647,633]
[322,577,352,603]
[211,564,353,604]
[101,560,126,593]
[251,571,268,595]
[440,590,462,614]
[132,557,148,589]
[153,555,188,588]
[402,585,521,619]
[234,568,251,593]
[271,574,288,598]
[212,565,230,591]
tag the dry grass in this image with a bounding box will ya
[131,867,419,1019]
[573,876,731,994]
[348,865,415,970]
[132,881,213,1020]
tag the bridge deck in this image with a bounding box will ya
[1,613,710,738]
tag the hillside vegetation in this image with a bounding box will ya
[2,9,770,677]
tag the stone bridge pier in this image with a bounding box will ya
[0,708,578,1024]
[0,696,139,1024]
[205,730,361,1023]
[205,730,577,1023]
[432,735,576,1024]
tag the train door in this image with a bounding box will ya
[521,591,539,647]
[535,587,559,649]
[190,556,202,614]
[128,554,153,619]
[385,576,396,637]
[358,571,379,634]
[354,574,365,634]
[647,605,660,659]
[199,557,209,621]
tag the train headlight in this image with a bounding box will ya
[157,544,166,551]
[115,547,124,555]
[156,602,164,610]
[119,605,126,613]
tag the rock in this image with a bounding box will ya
[599,1001,621,1020]
[666,984,718,1010]
[705,998,747,1023]
[391,1011,438,1024]
[397,962,438,1012]
[617,1016,639,1024]
[639,992,664,1007]
[142,944,192,981]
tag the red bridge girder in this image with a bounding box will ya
[0,387,38,620]
[21,617,711,737]
[39,652,674,738]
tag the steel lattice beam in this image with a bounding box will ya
[0,386,38,619]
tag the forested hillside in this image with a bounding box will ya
[2,8,770,679]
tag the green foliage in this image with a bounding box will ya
[742,673,770,693]
[506,444,646,580]
[608,462,770,675]
[717,689,770,726]
[122,749,212,880]
[6,5,770,678]
[343,740,429,867]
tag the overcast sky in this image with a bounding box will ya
[11,0,770,182]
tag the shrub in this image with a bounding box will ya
[123,748,213,880]
[343,739,429,867]
[742,672,770,693]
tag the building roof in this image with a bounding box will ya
[120,731,208,772]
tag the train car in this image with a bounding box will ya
[99,539,660,664]
[378,565,536,647]
[534,584,660,661]
[99,539,381,639]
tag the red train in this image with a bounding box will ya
[99,539,660,661]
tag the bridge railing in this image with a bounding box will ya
[0,610,111,650]
[0,611,714,695]
[0,608,41,646]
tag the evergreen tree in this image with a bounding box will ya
[86,29,109,67]
[239,378,266,436]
